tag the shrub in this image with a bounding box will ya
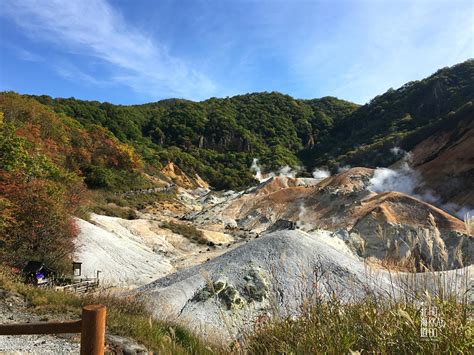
[161,221,207,244]
[83,165,114,189]
[0,174,79,273]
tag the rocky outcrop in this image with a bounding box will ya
[351,212,472,270]
[137,230,386,338]
[189,168,471,270]
[161,162,209,189]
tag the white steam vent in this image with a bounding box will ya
[368,148,472,219]
[312,168,331,180]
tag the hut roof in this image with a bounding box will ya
[22,261,55,275]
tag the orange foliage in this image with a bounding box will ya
[0,172,79,271]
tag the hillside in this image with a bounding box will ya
[29,92,357,190]
[25,60,474,192]
[305,60,474,170]
[0,93,150,271]
[409,114,474,207]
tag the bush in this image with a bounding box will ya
[161,221,207,244]
[83,165,114,189]
[0,174,79,273]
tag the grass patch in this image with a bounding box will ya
[243,256,472,353]
[161,221,207,244]
[89,190,176,218]
[245,295,472,353]
[116,191,176,210]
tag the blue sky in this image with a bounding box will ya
[0,0,473,104]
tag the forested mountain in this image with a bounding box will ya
[304,59,474,170]
[27,60,473,189]
[30,92,358,189]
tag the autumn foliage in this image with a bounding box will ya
[0,93,143,272]
[0,174,78,271]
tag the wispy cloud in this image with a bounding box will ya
[16,48,44,62]
[287,0,474,103]
[2,0,216,100]
[54,62,108,87]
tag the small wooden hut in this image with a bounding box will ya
[22,261,56,286]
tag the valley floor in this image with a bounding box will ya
[2,167,472,353]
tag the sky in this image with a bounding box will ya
[0,0,472,105]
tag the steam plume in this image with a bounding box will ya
[251,158,269,183]
[312,168,331,180]
[368,148,472,219]
[278,166,301,178]
[251,159,301,182]
[296,203,307,229]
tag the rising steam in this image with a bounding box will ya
[312,168,331,180]
[251,158,269,183]
[368,152,436,202]
[251,158,301,182]
[278,165,301,178]
[296,203,307,229]
[368,148,472,219]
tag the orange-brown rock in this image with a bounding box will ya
[410,118,474,207]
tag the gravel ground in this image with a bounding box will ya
[0,289,150,354]
[0,290,80,354]
[0,334,79,355]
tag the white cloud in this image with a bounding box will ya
[288,0,474,103]
[2,0,216,100]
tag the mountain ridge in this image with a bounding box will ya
[21,60,473,191]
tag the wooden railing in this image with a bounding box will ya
[0,304,106,355]
[56,278,99,294]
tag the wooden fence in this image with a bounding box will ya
[56,278,99,294]
[0,304,106,355]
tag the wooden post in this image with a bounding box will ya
[80,304,106,355]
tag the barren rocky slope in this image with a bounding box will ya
[137,229,471,340]
[75,162,472,290]
[75,214,241,288]
[68,159,474,346]
[189,168,472,270]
